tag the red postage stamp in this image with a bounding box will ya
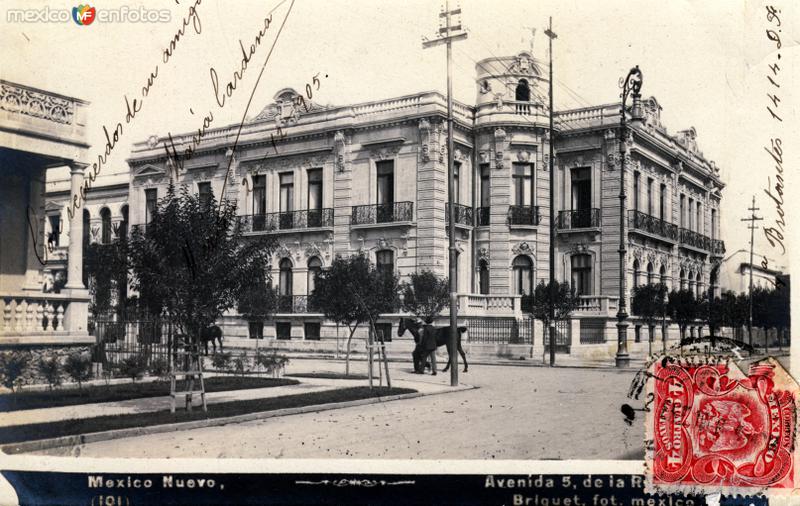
[646,357,798,495]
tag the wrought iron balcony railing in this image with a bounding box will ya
[476,207,490,226]
[679,227,711,251]
[557,208,600,229]
[628,210,678,241]
[507,205,541,226]
[711,238,726,256]
[445,203,474,226]
[351,201,413,225]
[240,209,334,233]
[276,295,321,314]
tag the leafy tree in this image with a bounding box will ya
[38,356,63,391]
[698,293,725,348]
[63,352,93,390]
[400,270,449,322]
[0,351,30,395]
[667,289,697,341]
[118,355,147,382]
[631,283,668,354]
[236,265,278,339]
[211,351,232,372]
[521,281,580,366]
[85,239,129,319]
[719,291,745,342]
[128,184,275,352]
[310,253,399,376]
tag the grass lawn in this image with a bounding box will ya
[0,376,299,412]
[0,386,416,445]
[286,372,369,380]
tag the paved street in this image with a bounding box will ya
[33,358,645,460]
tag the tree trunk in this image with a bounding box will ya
[345,325,357,377]
[648,324,655,356]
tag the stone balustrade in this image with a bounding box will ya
[457,294,522,318]
[0,292,90,342]
[573,295,619,316]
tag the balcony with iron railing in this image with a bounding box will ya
[679,227,711,252]
[351,201,413,226]
[557,208,600,230]
[445,203,474,227]
[628,210,678,242]
[275,295,321,314]
[240,208,334,233]
[507,205,541,226]
[476,207,490,226]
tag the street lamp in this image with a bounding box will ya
[615,66,643,369]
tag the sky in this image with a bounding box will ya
[1,0,797,272]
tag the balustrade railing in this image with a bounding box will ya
[445,203,474,226]
[1,294,73,335]
[557,208,600,229]
[240,209,334,233]
[572,295,619,315]
[476,207,490,226]
[351,201,413,225]
[679,227,711,251]
[276,295,321,314]
[508,205,541,226]
[628,210,678,241]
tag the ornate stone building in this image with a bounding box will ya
[121,49,725,357]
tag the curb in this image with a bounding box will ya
[2,385,475,455]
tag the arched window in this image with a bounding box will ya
[479,259,490,295]
[633,259,641,289]
[512,255,533,295]
[696,272,703,298]
[100,208,112,244]
[515,79,530,102]
[660,265,667,287]
[688,271,695,294]
[571,254,592,296]
[307,256,322,295]
[376,250,394,276]
[279,258,293,296]
[709,268,718,299]
[120,205,129,241]
[646,262,654,285]
[679,269,686,290]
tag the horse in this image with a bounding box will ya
[398,317,468,373]
[200,325,224,356]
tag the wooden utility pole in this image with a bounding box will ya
[544,18,557,367]
[741,195,763,349]
[423,0,467,387]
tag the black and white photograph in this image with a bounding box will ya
[0,0,797,504]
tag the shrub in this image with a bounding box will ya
[38,356,63,391]
[231,352,250,376]
[148,358,170,382]
[64,353,93,390]
[254,350,289,377]
[211,351,232,372]
[118,355,148,382]
[0,351,30,393]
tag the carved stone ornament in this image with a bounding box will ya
[376,236,393,250]
[334,130,350,172]
[512,241,533,256]
[419,119,431,163]
[305,242,322,259]
[477,247,490,260]
[275,243,292,260]
[569,243,589,254]
[370,145,401,161]
[517,150,532,163]
[0,82,75,125]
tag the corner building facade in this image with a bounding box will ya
[126,50,725,359]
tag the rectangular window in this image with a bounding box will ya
[711,208,717,239]
[647,178,653,215]
[512,163,533,206]
[304,322,321,341]
[252,175,266,215]
[479,164,491,207]
[48,215,61,247]
[145,188,158,224]
[376,160,394,205]
[198,182,212,210]
[571,254,592,296]
[570,167,591,210]
[307,168,323,210]
[276,322,291,340]
[696,203,702,235]
[659,184,667,220]
[688,198,694,231]
[279,172,294,212]
[452,161,461,204]
[633,171,640,212]
[679,194,685,228]
[375,322,392,343]
[376,250,394,277]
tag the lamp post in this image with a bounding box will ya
[615,66,643,369]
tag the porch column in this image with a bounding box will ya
[65,162,88,290]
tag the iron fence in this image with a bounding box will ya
[543,320,571,353]
[463,317,534,344]
[351,202,414,225]
[476,207,490,226]
[276,295,321,313]
[94,319,177,372]
[239,209,334,233]
[679,227,711,251]
[445,203,474,226]
[628,210,678,241]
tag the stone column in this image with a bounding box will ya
[65,162,88,290]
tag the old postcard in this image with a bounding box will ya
[0,0,797,504]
